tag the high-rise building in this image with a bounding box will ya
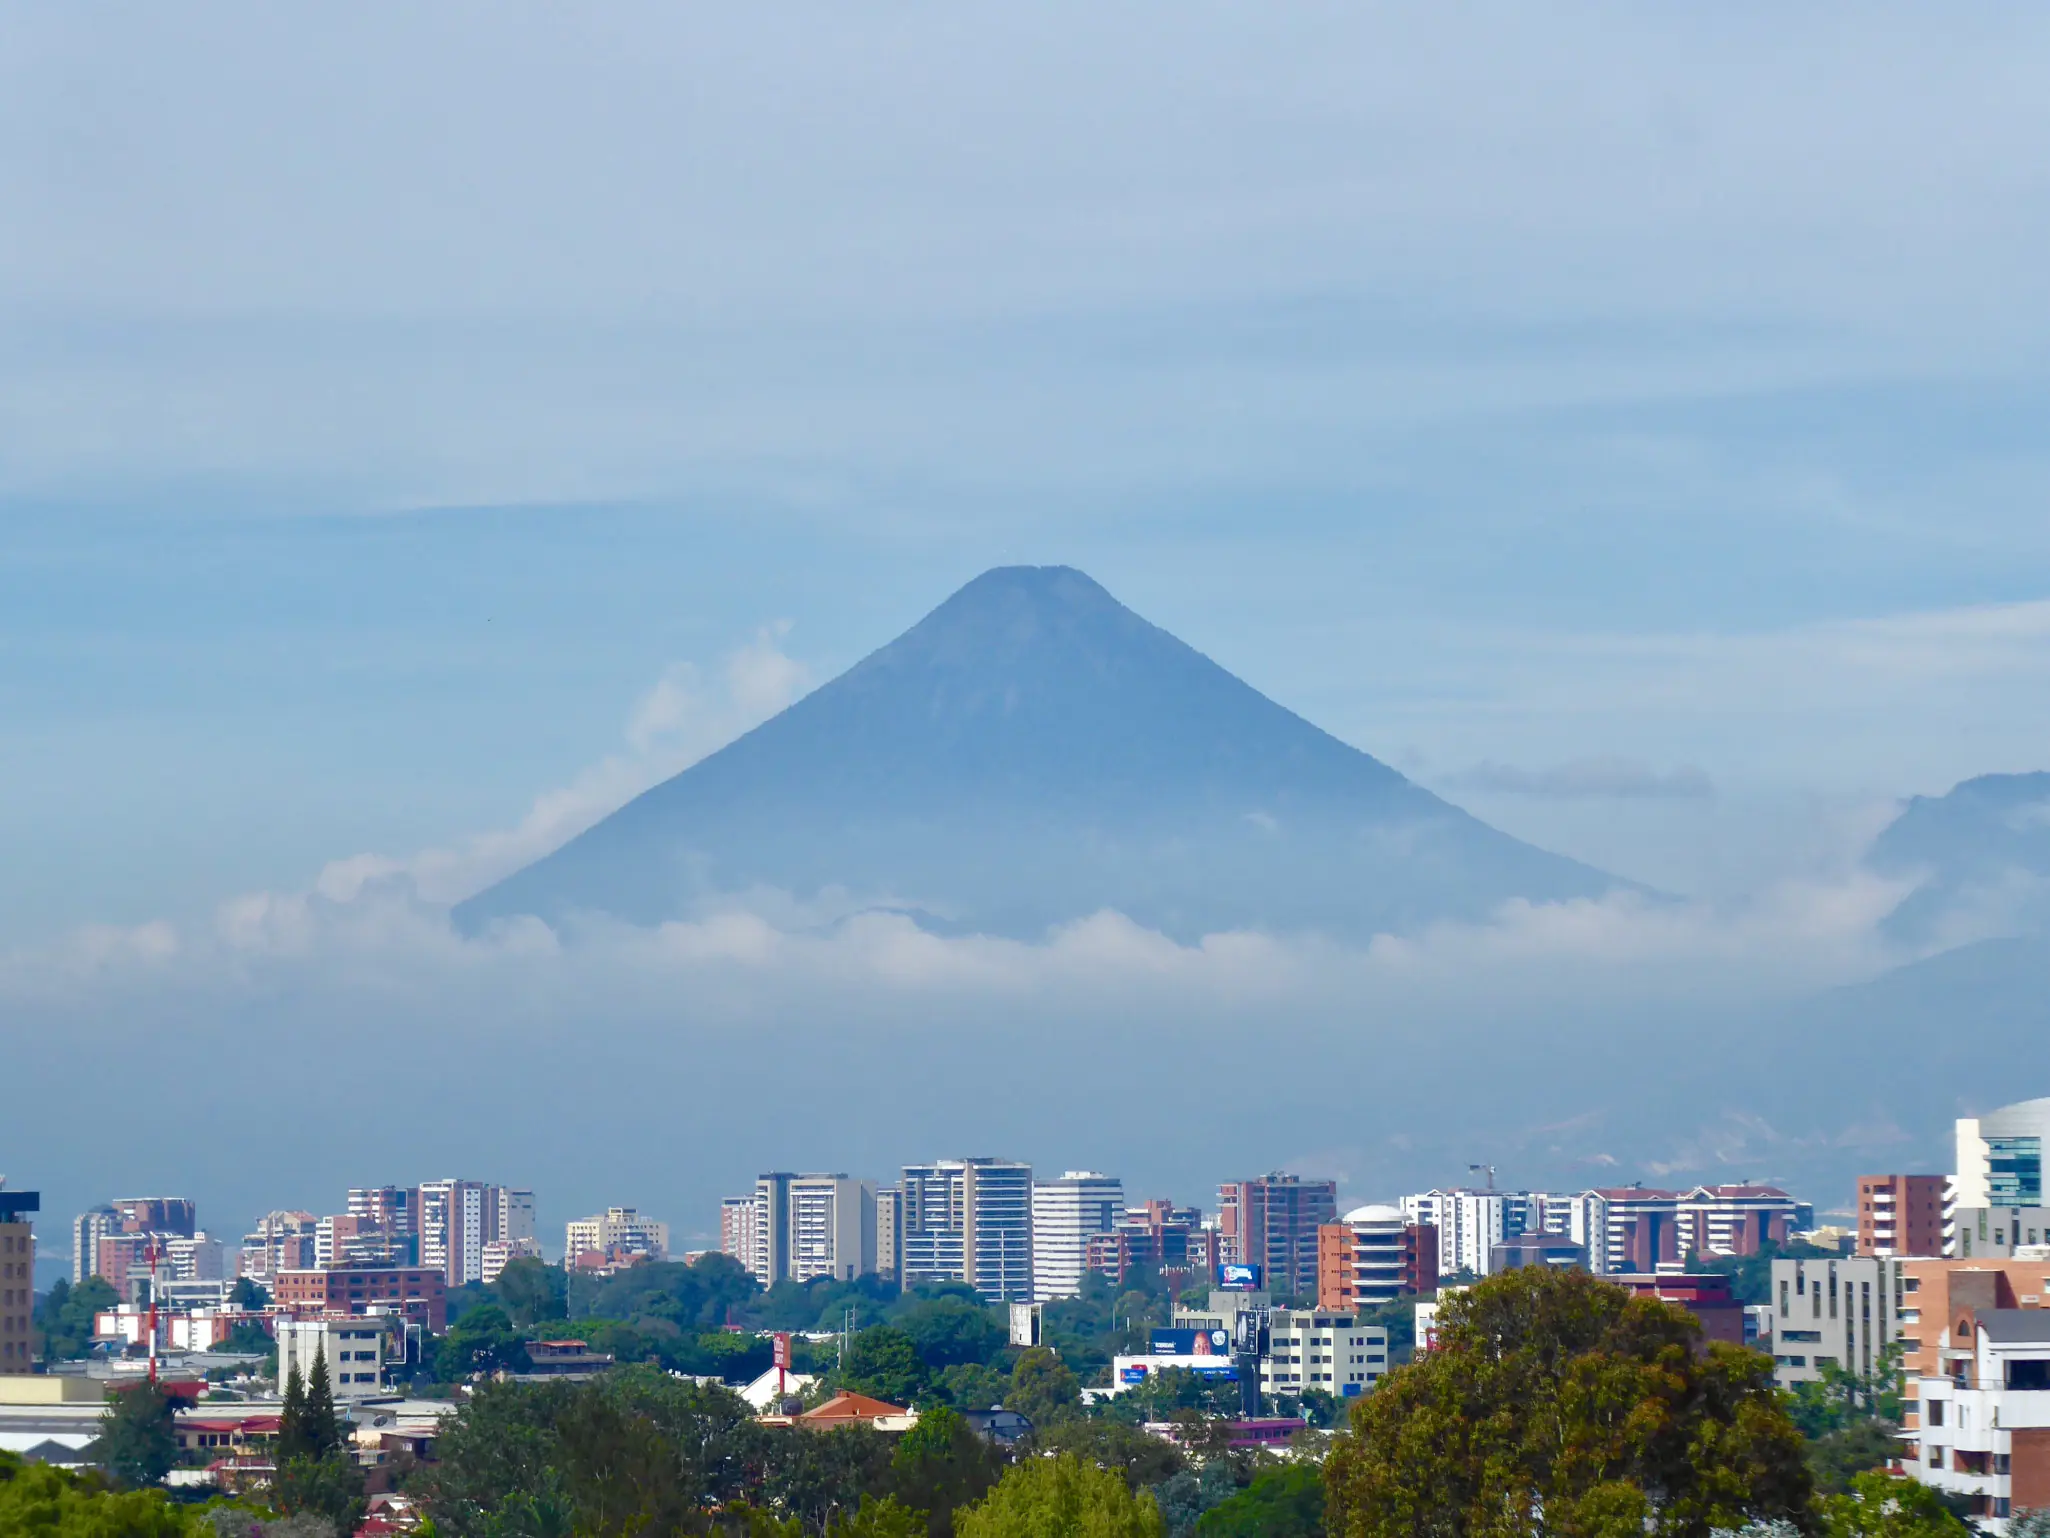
[720,1195,759,1273]
[72,1206,115,1286]
[110,1198,197,1239]
[1399,1190,1511,1279]
[902,1159,1035,1302]
[1,1187,38,1372]
[1031,1172,1124,1302]
[875,1187,903,1281]
[1085,1200,1220,1287]
[789,1176,877,1284]
[564,1207,670,1265]
[416,1179,527,1287]
[1218,1175,1337,1298]
[1317,1206,1439,1309]
[238,1211,318,1281]
[1857,1175,1946,1258]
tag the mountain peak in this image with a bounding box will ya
[455,568,1621,939]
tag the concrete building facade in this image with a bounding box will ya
[1260,1309,1389,1401]
[789,1175,877,1284]
[563,1207,670,1267]
[1768,1254,1910,1389]
[277,1316,393,1400]
[1030,1172,1123,1302]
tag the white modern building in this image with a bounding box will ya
[1032,1172,1124,1302]
[902,1158,1035,1302]
[277,1316,393,1400]
[1909,1308,2050,1529]
[1401,1190,1510,1279]
[1261,1309,1389,1402]
[1951,1100,2050,1259]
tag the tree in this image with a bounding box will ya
[1323,1265,1816,1538]
[0,1449,198,1536]
[277,1361,310,1463]
[272,1449,368,1535]
[896,1298,1008,1371]
[955,1454,1166,1538]
[832,1496,930,1537]
[303,1347,343,1459]
[97,1382,181,1490]
[1818,1472,1971,1538]
[1029,1419,1184,1492]
[1192,1464,1321,1537]
[1149,1462,1238,1537]
[888,1405,1005,1537]
[435,1302,530,1381]
[228,1276,271,1311]
[928,1363,1009,1413]
[840,1326,927,1406]
[34,1275,120,1362]
[1004,1348,1080,1428]
[1808,1421,1905,1497]
[494,1257,568,1328]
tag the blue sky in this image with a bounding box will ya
[3,5,2049,1235]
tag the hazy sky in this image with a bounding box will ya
[4,6,2048,1242]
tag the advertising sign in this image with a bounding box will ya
[1149,1327,1232,1358]
[772,1333,792,1370]
[1217,1263,1262,1291]
[1120,1365,1150,1384]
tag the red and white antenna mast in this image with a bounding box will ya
[144,1235,161,1385]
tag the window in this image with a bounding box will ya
[1927,1401,1945,1426]
[1928,1447,1944,1468]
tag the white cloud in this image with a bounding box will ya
[315,627,811,906]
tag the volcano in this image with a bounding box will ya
[454,565,1624,939]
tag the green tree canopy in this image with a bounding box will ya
[277,1362,308,1463]
[493,1256,569,1328]
[227,1276,270,1311]
[96,1383,182,1490]
[840,1326,928,1407]
[896,1297,1008,1371]
[954,1453,1166,1538]
[34,1276,120,1363]
[1192,1464,1322,1537]
[888,1405,1005,1537]
[303,1347,343,1460]
[1323,1264,1816,1538]
[1004,1347,1080,1428]
[0,1450,198,1536]
[436,1301,531,1381]
[1819,1472,1972,1538]
[1030,1420,1184,1492]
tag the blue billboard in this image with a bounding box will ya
[1150,1327,1233,1358]
[1218,1263,1262,1291]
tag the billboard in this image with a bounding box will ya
[1150,1327,1232,1358]
[1217,1263,1262,1291]
[1008,1303,1042,1348]
[772,1333,792,1370]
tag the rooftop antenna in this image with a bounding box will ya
[1469,1164,1497,1192]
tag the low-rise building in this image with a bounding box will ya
[1909,1307,2050,1527]
[1610,1273,1745,1346]
[274,1263,447,1331]
[1488,1233,1588,1273]
[277,1316,395,1399]
[1259,1309,1388,1401]
[1767,1254,1910,1388]
[481,1237,543,1284]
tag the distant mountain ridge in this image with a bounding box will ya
[455,566,1626,940]
[1868,771,2050,946]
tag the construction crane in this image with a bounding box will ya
[1468,1164,1497,1192]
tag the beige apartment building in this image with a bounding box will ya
[0,1189,38,1373]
